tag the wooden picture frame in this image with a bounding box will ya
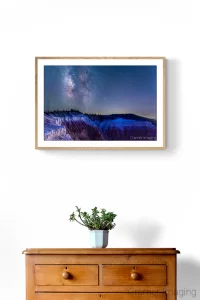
[35,57,166,150]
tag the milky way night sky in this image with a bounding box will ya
[44,65,157,119]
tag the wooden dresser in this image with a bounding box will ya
[23,248,180,300]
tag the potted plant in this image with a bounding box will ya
[69,206,117,248]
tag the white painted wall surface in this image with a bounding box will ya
[0,0,199,299]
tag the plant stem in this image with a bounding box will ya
[74,218,87,227]
[78,212,88,227]
[76,207,89,227]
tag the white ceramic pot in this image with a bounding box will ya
[89,230,109,248]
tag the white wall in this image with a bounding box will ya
[0,0,199,299]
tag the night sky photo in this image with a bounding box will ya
[44,65,157,141]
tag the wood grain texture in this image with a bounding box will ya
[165,255,176,300]
[23,248,180,255]
[35,57,38,149]
[35,56,166,150]
[35,293,166,300]
[35,285,168,293]
[35,56,166,59]
[23,249,179,300]
[103,265,166,286]
[35,265,98,286]
[163,57,166,148]
[35,146,166,150]
[26,255,35,300]
[34,254,173,265]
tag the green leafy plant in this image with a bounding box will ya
[69,206,117,231]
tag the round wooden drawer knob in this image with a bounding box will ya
[131,272,140,280]
[62,271,70,279]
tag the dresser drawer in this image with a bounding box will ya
[103,265,166,286]
[36,293,166,300]
[35,265,98,286]
[24,248,179,300]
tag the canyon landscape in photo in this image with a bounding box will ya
[44,65,157,141]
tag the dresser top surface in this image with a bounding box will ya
[22,248,180,255]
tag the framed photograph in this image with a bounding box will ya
[35,57,166,149]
